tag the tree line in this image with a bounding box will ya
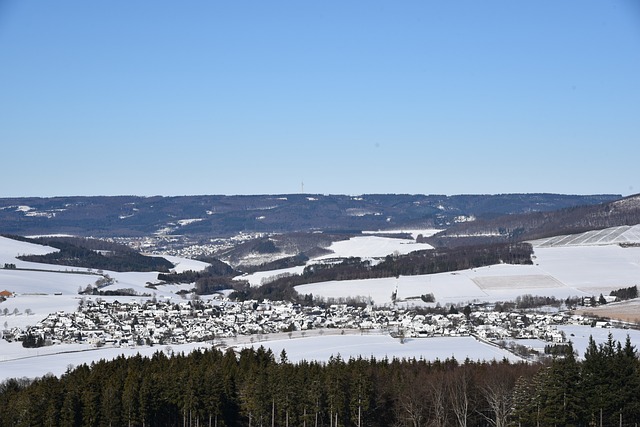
[1,333,639,426]
[610,285,638,301]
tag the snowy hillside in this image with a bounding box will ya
[292,225,640,305]
[530,224,640,247]
[239,230,438,286]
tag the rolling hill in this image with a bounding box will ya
[428,193,640,247]
[0,193,620,238]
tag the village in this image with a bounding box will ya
[2,295,609,356]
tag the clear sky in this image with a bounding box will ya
[1,1,638,197]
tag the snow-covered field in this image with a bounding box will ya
[237,333,521,364]
[240,265,307,287]
[531,224,640,247]
[314,235,434,260]
[0,339,211,382]
[296,244,640,306]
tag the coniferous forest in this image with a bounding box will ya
[1,334,639,426]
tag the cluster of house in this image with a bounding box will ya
[2,296,603,348]
[113,231,264,259]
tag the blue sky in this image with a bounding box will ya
[1,1,638,197]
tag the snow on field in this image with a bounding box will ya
[237,333,522,364]
[4,325,640,382]
[161,255,210,273]
[0,235,58,260]
[239,265,306,287]
[533,245,640,293]
[531,224,640,247]
[102,271,164,295]
[0,331,523,382]
[0,340,212,382]
[0,235,62,271]
[0,266,163,301]
[296,273,490,306]
[296,262,595,307]
[316,235,433,260]
[0,269,97,295]
[296,244,640,306]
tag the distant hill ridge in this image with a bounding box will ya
[0,193,621,238]
[429,193,640,247]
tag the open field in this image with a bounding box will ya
[236,333,522,364]
[572,299,640,323]
[472,274,564,290]
[297,244,640,306]
[531,224,640,247]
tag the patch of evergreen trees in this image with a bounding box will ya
[514,335,640,426]
[610,285,638,301]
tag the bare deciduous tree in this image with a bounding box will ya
[448,367,471,427]
[479,369,516,427]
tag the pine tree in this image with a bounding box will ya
[613,335,640,423]
[326,354,347,427]
[541,342,583,425]
[348,357,372,427]
[121,366,141,427]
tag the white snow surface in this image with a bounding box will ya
[0,340,211,382]
[240,266,307,287]
[162,255,210,273]
[238,333,521,364]
[530,224,640,247]
[315,235,434,260]
[0,235,59,269]
[296,244,640,306]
